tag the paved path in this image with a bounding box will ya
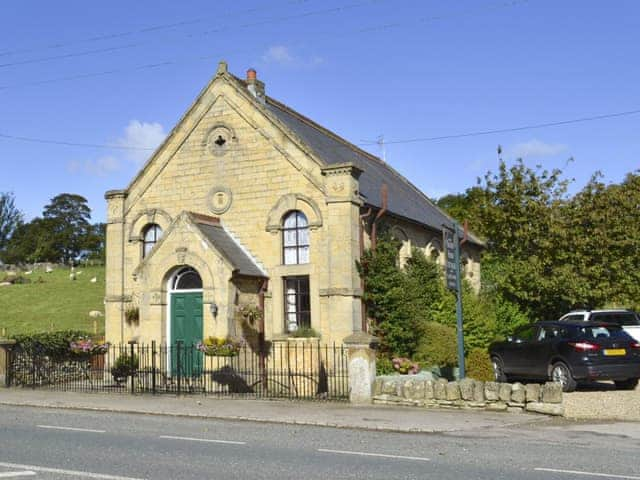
[0,388,546,433]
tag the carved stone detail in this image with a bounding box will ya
[207,186,233,215]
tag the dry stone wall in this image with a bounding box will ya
[373,374,564,416]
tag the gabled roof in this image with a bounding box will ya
[122,62,482,246]
[229,76,484,247]
[188,213,267,278]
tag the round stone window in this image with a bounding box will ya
[206,126,234,157]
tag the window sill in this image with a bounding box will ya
[272,334,321,342]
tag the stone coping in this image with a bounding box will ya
[373,375,564,416]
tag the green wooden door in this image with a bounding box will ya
[170,292,203,376]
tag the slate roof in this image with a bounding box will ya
[261,97,484,246]
[189,213,267,278]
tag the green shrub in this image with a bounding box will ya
[289,327,320,338]
[376,355,395,375]
[466,348,494,381]
[414,322,457,367]
[12,330,90,360]
[111,353,139,380]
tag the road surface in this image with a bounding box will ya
[0,405,638,479]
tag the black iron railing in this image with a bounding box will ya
[7,341,349,400]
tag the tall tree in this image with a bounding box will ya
[3,217,58,264]
[43,194,92,263]
[0,192,23,256]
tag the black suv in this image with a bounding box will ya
[489,321,640,392]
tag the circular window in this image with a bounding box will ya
[206,126,234,157]
[171,267,203,290]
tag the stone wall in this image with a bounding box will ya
[372,375,564,416]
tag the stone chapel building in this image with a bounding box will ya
[104,61,483,346]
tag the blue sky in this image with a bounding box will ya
[1,0,639,222]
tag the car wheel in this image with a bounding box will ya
[491,356,508,382]
[550,362,577,392]
[614,378,639,390]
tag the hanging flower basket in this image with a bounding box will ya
[69,337,110,359]
[196,336,243,357]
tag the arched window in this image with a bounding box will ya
[171,267,203,290]
[282,211,309,265]
[142,224,163,258]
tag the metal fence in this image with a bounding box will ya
[7,341,349,400]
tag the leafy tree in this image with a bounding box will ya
[0,192,23,256]
[566,171,640,308]
[43,194,92,263]
[358,234,527,365]
[3,217,58,263]
[357,232,414,358]
[82,222,106,262]
[436,186,485,229]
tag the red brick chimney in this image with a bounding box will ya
[246,68,265,103]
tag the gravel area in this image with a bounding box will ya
[564,381,640,421]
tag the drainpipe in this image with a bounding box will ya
[120,210,126,344]
[370,183,388,251]
[359,207,372,332]
[258,278,269,389]
[258,278,269,340]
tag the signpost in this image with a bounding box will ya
[443,222,466,379]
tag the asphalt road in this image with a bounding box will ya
[1,406,639,480]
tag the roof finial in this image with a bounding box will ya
[217,60,228,75]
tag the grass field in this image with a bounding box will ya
[0,265,105,338]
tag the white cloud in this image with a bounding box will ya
[263,45,294,65]
[67,156,120,177]
[508,139,568,159]
[67,120,166,178]
[262,45,324,69]
[116,120,166,165]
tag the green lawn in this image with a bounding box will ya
[0,265,105,338]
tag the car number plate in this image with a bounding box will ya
[603,349,626,356]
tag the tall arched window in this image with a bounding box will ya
[282,211,309,265]
[142,224,163,258]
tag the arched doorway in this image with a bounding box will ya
[167,266,203,375]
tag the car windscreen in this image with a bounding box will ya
[572,325,630,340]
[589,312,640,326]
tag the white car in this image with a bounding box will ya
[559,310,640,342]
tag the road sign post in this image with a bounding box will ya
[443,223,466,379]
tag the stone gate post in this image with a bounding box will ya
[343,332,379,404]
[0,339,16,387]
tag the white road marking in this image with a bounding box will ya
[535,468,640,479]
[0,472,36,478]
[159,435,246,445]
[318,448,430,462]
[0,462,145,480]
[36,425,106,433]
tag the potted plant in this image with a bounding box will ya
[196,336,243,357]
[124,306,139,326]
[110,353,139,384]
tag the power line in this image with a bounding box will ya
[0,0,312,58]
[0,0,385,69]
[359,109,640,146]
[0,44,139,69]
[0,132,154,151]
[0,0,528,90]
[2,107,639,152]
